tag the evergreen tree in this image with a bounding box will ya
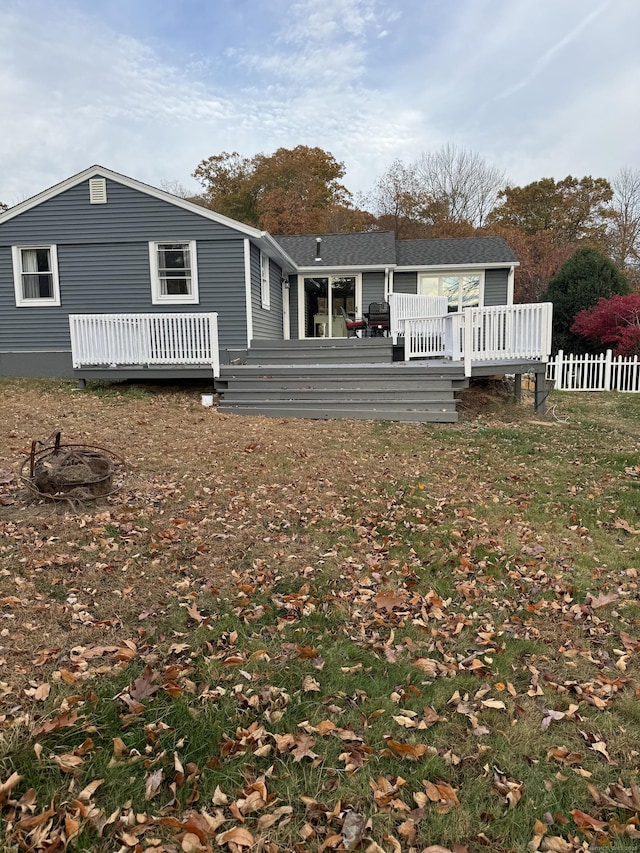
[544,247,630,352]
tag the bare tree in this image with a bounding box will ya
[159,179,196,199]
[364,159,426,238]
[415,143,506,228]
[609,166,640,271]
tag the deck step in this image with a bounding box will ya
[217,404,459,423]
[246,338,394,366]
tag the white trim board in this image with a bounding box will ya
[244,238,253,347]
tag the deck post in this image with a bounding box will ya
[513,373,522,403]
[534,369,547,414]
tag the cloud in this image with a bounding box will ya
[494,2,609,101]
[0,0,638,207]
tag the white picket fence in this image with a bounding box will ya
[69,312,220,376]
[546,350,640,392]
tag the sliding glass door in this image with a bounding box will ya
[301,275,361,338]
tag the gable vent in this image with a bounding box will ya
[89,177,107,204]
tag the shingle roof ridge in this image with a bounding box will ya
[274,230,395,238]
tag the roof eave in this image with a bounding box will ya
[394,261,520,271]
[295,262,395,273]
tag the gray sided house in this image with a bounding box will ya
[275,232,518,340]
[0,165,295,379]
[0,165,550,424]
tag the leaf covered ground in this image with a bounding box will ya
[0,378,639,853]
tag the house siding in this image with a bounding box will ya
[0,239,247,355]
[0,179,243,244]
[288,275,299,339]
[250,244,283,340]
[362,271,385,312]
[0,178,252,371]
[392,272,417,294]
[483,268,509,306]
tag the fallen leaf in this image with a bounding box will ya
[570,808,607,831]
[292,735,319,762]
[342,810,367,851]
[216,827,255,847]
[32,710,79,736]
[145,768,164,799]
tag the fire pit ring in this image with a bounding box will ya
[19,431,126,502]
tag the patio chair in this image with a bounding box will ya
[340,306,368,337]
[366,301,390,336]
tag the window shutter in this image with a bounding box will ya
[89,178,107,204]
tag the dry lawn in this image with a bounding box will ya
[0,378,639,853]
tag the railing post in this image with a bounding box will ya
[604,349,612,391]
[556,350,564,390]
[542,303,553,360]
[210,313,220,377]
[389,293,398,344]
[463,308,472,377]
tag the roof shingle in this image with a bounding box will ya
[274,231,396,266]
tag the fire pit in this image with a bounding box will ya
[20,431,126,502]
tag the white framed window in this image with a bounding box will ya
[12,245,61,307]
[419,271,483,312]
[149,241,199,304]
[260,251,270,310]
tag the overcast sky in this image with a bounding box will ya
[1,0,638,207]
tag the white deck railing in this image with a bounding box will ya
[389,293,448,342]
[69,313,220,376]
[546,350,640,392]
[404,303,553,376]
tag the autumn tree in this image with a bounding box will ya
[415,143,505,228]
[192,151,259,224]
[571,294,640,356]
[488,176,613,247]
[544,246,630,352]
[192,146,363,234]
[490,226,574,303]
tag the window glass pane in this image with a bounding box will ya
[419,276,439,297]
[35,249,51,272]
[161,277,189,295]
[442,276,460,311]
[22,275,53,298]
[461,275,480,308]
[158,245,190,271]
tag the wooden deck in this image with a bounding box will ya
[216,339,548,423]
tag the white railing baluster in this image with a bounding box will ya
[69,313,220,376]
